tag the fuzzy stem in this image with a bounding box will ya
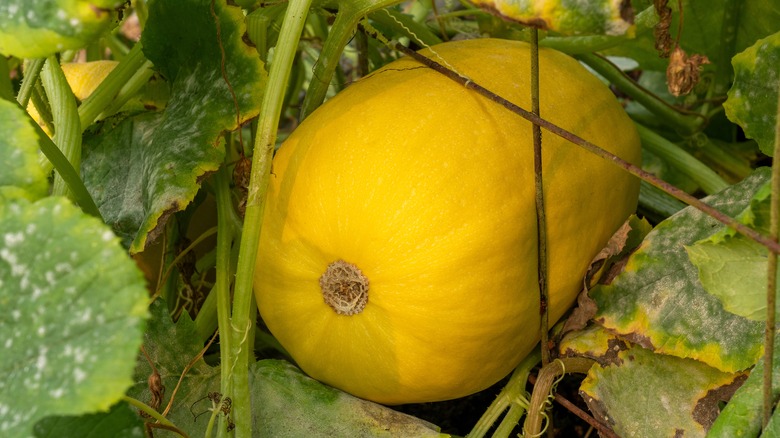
[390,42,780,254]
[213,161,235,430]
[41,56,82,199]
[299,0,404,120]
[764,84,780,428]
[77,41,149,130]
[16,58,45,107]
[231,0,313,436]
[468,349,541,438]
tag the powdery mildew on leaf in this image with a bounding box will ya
[0,100,47,200]
[590,168,769,373]
[581,345,745,437]
[80,0,266,253]
[0,197,147,436]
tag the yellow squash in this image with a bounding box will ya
[254,38,641,404]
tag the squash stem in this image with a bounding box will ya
[764,85,780,428]
[576,52,705,136]
[635,122,729,194]
[41,56,82,200]
[16,58,46,107]
[213,156,236,434]
[299,0,405,120]
[468,349,541,438]
[230,0,313,436]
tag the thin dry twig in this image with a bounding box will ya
[162,330,221,417]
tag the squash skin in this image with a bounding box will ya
[254,38,641,404]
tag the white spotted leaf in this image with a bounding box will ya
[80,0,266,252]
[0,196,148,437]
[0,99,48,201]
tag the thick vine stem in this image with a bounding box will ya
[231,0,313,436]
[16,58,45,107]
[468,350,542,438]
[213,161,236,435]
[388,42,780,254]
[299,0,404,120]
[576,52,705,136]
[636,123,729,194]
[77,41,149,130]
[41,56,82,199]
[522,357,596,436]
[764,85,780,428]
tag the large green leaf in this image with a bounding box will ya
[0,196,148,436]
[0,0,123,58]
[580,344,745,437]
[251,360,445,437]
[687,181,775,321]
[0,100,48,201]
[724,31,780,157]
[81,0,266,253]
[590,168,769,373]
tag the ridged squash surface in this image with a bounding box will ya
[254,38,641,404]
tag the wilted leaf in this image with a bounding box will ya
[581,345,745,438]
[0,196,148,436]
[590,168,769,373]
[81,0,266,252]
[0,0,123,58]
[558,324,631,367]
[251,360,445,437]
[724,31,780,157]
[0,100,48,201]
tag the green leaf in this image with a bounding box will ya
[708,331,780,438]
[0,0,123,58]
[724,31,780,157]
[128,300,220,438]
[0,100,48,201]
[0,196,148,436]
[251,360,445,437]
[590,168,769,373]
[580,345,745,438]
[82,0,266,253]
[686,181,775,321]
[33,401,145,438]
